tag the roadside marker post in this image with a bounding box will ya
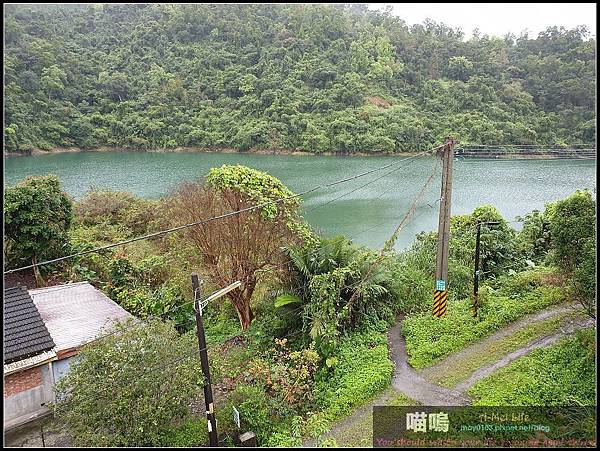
[433,289,448,317]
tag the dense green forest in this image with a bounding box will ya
[4,3,596,154]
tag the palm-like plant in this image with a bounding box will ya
[276,236,399,354]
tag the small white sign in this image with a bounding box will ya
[233,406,240,429]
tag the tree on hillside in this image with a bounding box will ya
[166,165,310,330]
[4,175,73,285]
[3,4,596,153]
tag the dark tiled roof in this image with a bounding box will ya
[4,286,55,364]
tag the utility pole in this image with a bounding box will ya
[191,273,218,447]
[433,137,456,318]
[471,221,500,317]
[191,275,241,447]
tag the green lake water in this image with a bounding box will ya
[4,151,596,250]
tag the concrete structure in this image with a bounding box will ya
[4,282,132,430]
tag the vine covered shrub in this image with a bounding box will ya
[167,165,311,330]
[282,236,400,356]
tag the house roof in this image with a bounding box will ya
[30,282,133,354]
[4,286,56,364]
[4,349,57,376]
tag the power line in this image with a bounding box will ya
[345,155,442,311]
[44,175,413,347]
[14,144,447,355]
[304,152,427,214]
[25,151,528,351]
[4,147,442,276]
[56,153,557,402]
[458,143,596,148]
[27,159,433,350]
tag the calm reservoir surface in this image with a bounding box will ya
[4,152,596,250]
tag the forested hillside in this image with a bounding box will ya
[4,3,596,154]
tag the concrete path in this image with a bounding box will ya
[303,306,594,447]
[389,320,471,406]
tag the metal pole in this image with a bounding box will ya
[471,221,500,318]
[192,273,218,447]
[472,222,482,317]
[433,137,455,317]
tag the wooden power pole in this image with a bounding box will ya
[191,273,218,447]
[433,137,455,318]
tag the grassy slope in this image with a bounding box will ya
[468,329,596,406]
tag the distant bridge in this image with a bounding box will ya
[455,144,596,160]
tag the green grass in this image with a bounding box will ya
[314,331,394,424]
[328,391,416,448]
[425,312,580,388]
[468,329,596,406]
[402,267,568,369]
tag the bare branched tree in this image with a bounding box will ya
[167,180,302,330]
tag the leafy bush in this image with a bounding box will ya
[449,205,524,280]
[4,175,73,278]
[160,419,208,447]
[572,239,596,315]
[516,208,553,263]
[225,385,284,445]
[469,329,596,406]
[246,338,321,407]
[53,320,200,447]
[74,189,160,235]
[549,190,595,269]
[548,189,596,316]
[283,236,400,356]
[102,256,195,331]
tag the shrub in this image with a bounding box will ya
[314,331,394,421]
[4,175,73,281]
[74,189,159,236]
[548,190,596,316]
[166,165,309,330]
[160,419,208,447]
[225,385,279,444]
[246,338,321,407]
[53,320,200,447]
[516,208,552,263]
[549,190,595,269]
[104,256,195,331]
[395,204,525,315]
[283,236,400,356]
